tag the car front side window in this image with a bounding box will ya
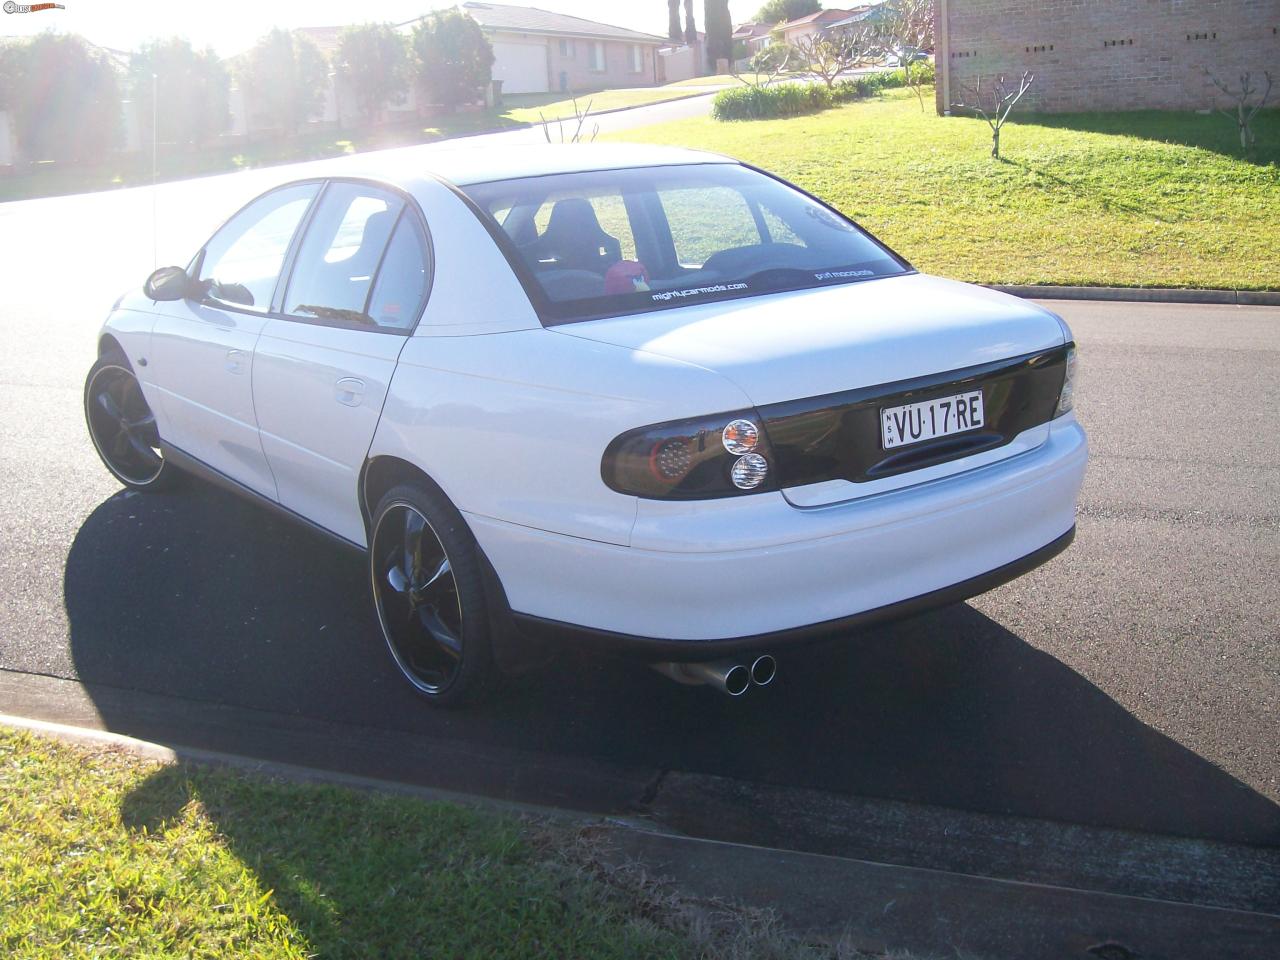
[197,183,319,312]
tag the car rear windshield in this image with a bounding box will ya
[460,163,909,325]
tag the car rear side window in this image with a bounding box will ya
[283,182,406,327]
[461,164,908,325]
[367,214,431,331]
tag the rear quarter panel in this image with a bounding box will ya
[371,328,753,546]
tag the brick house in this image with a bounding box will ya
[935,0,1280,115]
[776,9,862,46]
[732,21,777,57]
[457,2,666,94]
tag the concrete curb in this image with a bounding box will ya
[0,712,608,826]
[991,284,1280,306]
[602,827,1280,960]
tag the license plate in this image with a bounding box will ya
[881,390,985,450]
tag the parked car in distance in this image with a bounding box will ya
[85,143,1086,705]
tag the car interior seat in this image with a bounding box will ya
[531,199,623,275]
[290,208,399,315]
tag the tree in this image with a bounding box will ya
[704,0,733,72]
[793,31,865,88]
[729,43,794,107]
[754,0,820,25]
[238,28,328,135]
[1204,69,1274,155]
[667,0,683,42]
[0,41,22,113]
[539,97,598,143]
[863,0,934,110]
[128,38,229,149]
[9,34,121,163]
[952,72,1035,159]
[412,9,494,111]
[336,23,410,126]
[684,0,698,48]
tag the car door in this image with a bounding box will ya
[149,182,320,498]
[252,180,432,545]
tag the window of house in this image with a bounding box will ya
[559,38,574,57]
[589,41,606,71]
[629,44,644,73]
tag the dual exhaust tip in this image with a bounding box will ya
[651,655,776,697]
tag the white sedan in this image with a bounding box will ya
[85,144,1086,705]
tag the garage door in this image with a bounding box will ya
[491,41,549,94]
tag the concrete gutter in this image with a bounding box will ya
[0,712,602,825]
[991,284,1280,307]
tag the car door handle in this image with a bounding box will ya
[335,377,366,407]
[225,349,247,374]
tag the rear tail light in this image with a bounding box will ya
[1055,346,1077,417]
[602,410,777,499]
[731,453,769,490]
[721,419,760,455]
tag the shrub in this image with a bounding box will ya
[887,59,936,88]
[713,61,937,121]
[713,82,831,120]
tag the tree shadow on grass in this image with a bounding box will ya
[995,154,1158,219]
[1010,108,1280,165]
[116,762,663,960]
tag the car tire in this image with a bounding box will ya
[369,482,494,706]
[84,354,176,492]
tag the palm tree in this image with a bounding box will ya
[668,0,682,42]
[704,0,732,72]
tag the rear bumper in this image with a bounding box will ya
[512,525,1075,660]
[467,416,1087,648]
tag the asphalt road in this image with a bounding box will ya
[0,148,1277,850]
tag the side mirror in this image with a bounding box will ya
[144,265,192,302]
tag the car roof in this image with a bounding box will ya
[328,142,738,191]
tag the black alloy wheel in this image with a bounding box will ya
[84,357,172,490]
[369,483,493,705]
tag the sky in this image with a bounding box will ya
[1,0,767,55]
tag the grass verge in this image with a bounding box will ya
[503,85,711,123]
[609,87,1280,290]
[0,726,861,959]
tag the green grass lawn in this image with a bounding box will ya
[0,727,839,960]
[608,87,1280,290]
